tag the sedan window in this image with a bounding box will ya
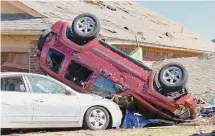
[26,76,66,94]
[1,77,26,92]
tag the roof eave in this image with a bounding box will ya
[1,31,41,35]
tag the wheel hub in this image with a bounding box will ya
[163,66,183,85]
[89,109,106,128]
[77,17,95,34]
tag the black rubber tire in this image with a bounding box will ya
[158,63,188,90]
[38,30,53,51]
[71,13,100,40]
[84,106,110,130]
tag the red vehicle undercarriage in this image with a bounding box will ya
[38,13,197,122]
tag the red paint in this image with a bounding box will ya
[40,21,197,121]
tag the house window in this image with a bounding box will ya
[1,77,26,92]
[1,52,29,72]
[65,61,93,87]
[90,76,116,97]
[46,48,65,73]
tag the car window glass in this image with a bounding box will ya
[26,75,65,94]
[65,61,93,87]
[1,77,26,92]
[46,48,65,73]
[90,76,116,97]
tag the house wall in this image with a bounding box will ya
[1,35,40,73]
[114,44,202,61]
[1,34,202,73]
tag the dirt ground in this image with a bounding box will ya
[153,53,215,102]
[2,116,214,136]
[2,125,215,136]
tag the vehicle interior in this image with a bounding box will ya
[46,48,65,73]
[1,77,26,92]
[64,61,93,87]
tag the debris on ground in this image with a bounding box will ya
[121,110,156,128]
[199,107,215,117]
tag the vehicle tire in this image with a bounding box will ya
[84,106,110,130]
[72,13,100,40]
[158,63,188,90]
[38,30,53,51]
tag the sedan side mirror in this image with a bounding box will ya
[65,87,72,95]
[65,90,71,95]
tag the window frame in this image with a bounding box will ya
[46,48,65,74]
[1,75,28,93]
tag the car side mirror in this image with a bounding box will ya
[65,90,71,95]
[65,87,72,95]
[114,84,125,93]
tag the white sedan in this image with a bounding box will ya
[1,72,122,130]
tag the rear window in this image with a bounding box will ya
[46,48,65,73]
[1,76,26,92]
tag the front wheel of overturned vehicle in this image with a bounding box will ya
[84,106,110,130]
[158,63,188,90]
[38,30,53,51]
[72,13,100,40]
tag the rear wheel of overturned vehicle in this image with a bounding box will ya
[71,13,100,40]
[84,106,110,130]
[158,63,188,90]
[38,30,53,51]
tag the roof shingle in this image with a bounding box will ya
[2,0,215,52]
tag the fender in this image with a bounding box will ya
[51,20,67,34]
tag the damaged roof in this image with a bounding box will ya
[3,0,215,52]
[1,13,48,34]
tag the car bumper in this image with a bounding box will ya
[109,109,123,128]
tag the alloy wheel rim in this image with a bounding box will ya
[77,17,95,34]
[89,109,106,128]
[162,66,183,85]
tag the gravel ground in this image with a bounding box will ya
[153,53,215,102]
[2,116,214,136]
[2,125,215,136]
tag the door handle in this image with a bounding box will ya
[34,99,44,103]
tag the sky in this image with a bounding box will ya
[139,1,215,40]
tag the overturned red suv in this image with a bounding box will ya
[38,13,197,121]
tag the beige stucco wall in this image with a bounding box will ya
[1,1,25,14]
[1,35,39,52]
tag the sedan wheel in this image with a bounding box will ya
[84,106,110,130]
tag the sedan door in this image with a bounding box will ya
[25,75,81,124]
[1,75,33,128]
